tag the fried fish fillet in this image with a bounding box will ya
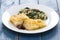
[23,19,46,30]
[10,13,29,28]
[10,13,46,30]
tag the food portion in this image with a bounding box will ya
[10,13,29,29]
[19,7,47,20]
[23,19,46,30]
[10,7,47,30]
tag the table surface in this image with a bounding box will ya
[0,0,60,40]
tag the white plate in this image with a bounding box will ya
[2,4,59,34]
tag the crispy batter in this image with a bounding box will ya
[10,14,46,30]
[23,19,46,30]
[10,14,29,28]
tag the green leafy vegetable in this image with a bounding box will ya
[18,7,47,20]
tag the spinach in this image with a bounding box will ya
[18,7,47,20]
